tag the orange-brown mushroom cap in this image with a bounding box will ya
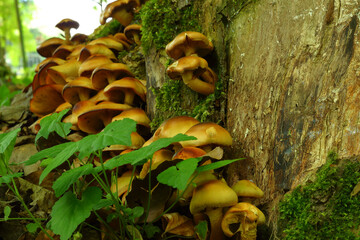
[100,0,139,26]
[77,101,132,134]
[36,37,66,58]
[78,54,113,78]
[124,24,142,45]
[62,77,97,105]
[103,77,146,106]
[78,44,117,62]
[91,63,134,90]
[30,84,65,117]
[165,31,214,60]
[167,56,214,95]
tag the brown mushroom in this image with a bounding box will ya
[47,58,81,84]
[112,108,150,138]
[62,77,97,105]
[78,54,113,78]
[88,36,126,54]
[124,24,142,45]
[70,33,88,45]
[103,77,146,106]
[167,56,215,95]
[165,31,214,60]
[180,122,233,152]
[139,149,174,179]
[231,180,264,203]
[30,84,65,117]
[162,212,195,238]
[55,18,79,44]
[52,44,78,60]
[221,202,266,240]
[100,0,139,26]
[36,37,66,58]
[189,179,238,240]
[91,63,134,90]
[78,44,117,62]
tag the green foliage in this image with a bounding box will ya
[279,152,360,240]
[35,109,72,142]
[195,221,208,240]
[0,128,20,175]
[140,0,201,53]
[88,20,121,41]
[0,85,20,107]
[48,187,102,240]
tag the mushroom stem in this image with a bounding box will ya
[64,29,71,44]
[182,71,215,95]
[78,90,91,101]
[123,90,135,105]
[206,208,225,240]
[133,34,141,45]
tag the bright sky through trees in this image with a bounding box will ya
[30,0,103,37]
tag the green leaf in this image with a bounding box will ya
[4,206,11,221]
[102,134,196,170]
[196,159,244,172]
[195,221,208,240]
[49,187,102,240]
[77,119,136,160]
[93,198,114,211]
[0,128,20,175]
[143,224,161,239]
[26,223,39,234]
[35,109,72,142]
[39,142,78,184]
[23,142,73,166]
[0,172,23,184]
[52,164,95,197]
[157,158,201,190]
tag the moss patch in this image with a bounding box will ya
[139,0,201,54]
[278,152,360,240]
[87,20,122,41]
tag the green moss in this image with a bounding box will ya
[150,78,225,131]
[279,152,360,240]
[139,0,201,54]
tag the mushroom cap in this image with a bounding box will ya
[100,0,139,26]
[165,31,214,60]
[231,180,264,199]
[167,56,208,80]
[36,58,66,88]
[63,100,96,129]
[221,202,265,237]
[62,77,97,105]
[77,101,132,133]
[189,179,238,215]
[78,54,113,77]
[88,36,126,53]
[55,18,80,31]
[112,108,150,127]
[113,32,132,45]
[180,122,233,148]
[36,37,66,58]
[47,58,81,84]
[162,212,195,237]
[139,149,173,179]
[78,44,117,62]
[110,170,133,197]
[71,33,88,44]
[30,84,65,117]
[124,24,141,43]
[66,44,86,60]
[52,44,78,60]
[172,147,207,160]
[91,63,134,90]
[103,77,147,104]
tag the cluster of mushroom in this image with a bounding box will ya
[30,19,148,137]
[108,115,266,240]
[166,31,218,95]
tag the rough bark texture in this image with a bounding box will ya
[145,0,360,237]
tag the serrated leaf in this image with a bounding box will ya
[23,142,73,166]
[195,221,208,240]
[157,158,201,190]
[49,187,102,240]
[26,223,39,233]
[39,143,78,184]
[196,159,243,172]
[35,109,71,142]
[77,119,136,160]
[4,206,11,221]
[102,134,196,170]
[0,172,23,184]
[0,128,20,175]
[52,164,95,197]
